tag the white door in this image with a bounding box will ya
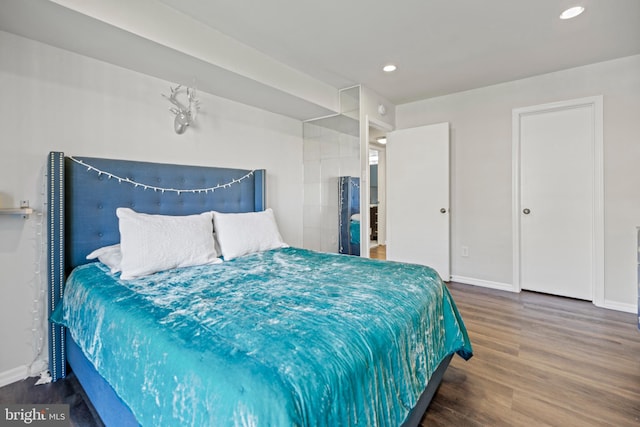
[386,122,450,280]
[515,98,602,301]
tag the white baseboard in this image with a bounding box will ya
[450,275,516,292]
[0,365,28,388]
[0,359,48,388]
[601,299,637,314]
[451,275,638,314]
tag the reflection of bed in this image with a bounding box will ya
[350,213,361,245]
[47,152,472,426]
[339,176,360,256]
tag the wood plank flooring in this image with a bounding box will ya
[1,281,638,426]
[370,244,386,260]
[421,282,640,426]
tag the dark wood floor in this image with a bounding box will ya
[1,281,638,426]
[422,282,640,426]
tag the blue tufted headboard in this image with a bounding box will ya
[47,152,266,380]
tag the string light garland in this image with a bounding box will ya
[69,157,256,194]
[30,206,49,383]
[25,164,48,381]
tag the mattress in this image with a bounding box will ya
[52,247,471,426]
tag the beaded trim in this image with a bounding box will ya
[48,152,66,381]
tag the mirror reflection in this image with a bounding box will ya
[302,114,360,254]
[339,176,360,255]
[369,127,387,260]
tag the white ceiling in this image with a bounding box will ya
[156,0,640,104]
[1,0,639,118]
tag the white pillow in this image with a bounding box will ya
[212,208,288,260]
[86,244,122,274]
[116,208,221,280]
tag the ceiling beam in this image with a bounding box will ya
[0,0,340,120]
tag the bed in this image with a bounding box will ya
[47,152,472,426]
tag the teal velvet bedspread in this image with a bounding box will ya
[349,220,361,245]
[52,247,472,426]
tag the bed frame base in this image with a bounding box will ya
[400,353,453,427]
[67,330,138,426]
[67,327,451,427]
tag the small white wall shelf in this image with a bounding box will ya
[0,207,34,219]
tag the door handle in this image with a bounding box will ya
[440,208,447,213]
[523,208,531,215]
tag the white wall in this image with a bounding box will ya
[360,86,395,129]
[0,31,304,385]
[396,54,640,311]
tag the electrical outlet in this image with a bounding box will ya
[461,246,469,257]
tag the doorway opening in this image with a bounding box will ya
[368,124,387,260]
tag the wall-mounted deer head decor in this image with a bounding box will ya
[162,85,200,134]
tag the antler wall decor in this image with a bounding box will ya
[162,85,200,134]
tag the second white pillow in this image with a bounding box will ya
[212,208,287,260]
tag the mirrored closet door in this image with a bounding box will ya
[302,87,360,254]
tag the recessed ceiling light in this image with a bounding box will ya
[376,137,387,144]
[383,64,397,73]
[560,6,585,20]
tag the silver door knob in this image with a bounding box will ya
[523,208,531,214]
[440,208,447,213]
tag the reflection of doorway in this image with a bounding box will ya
[369,127,387,260]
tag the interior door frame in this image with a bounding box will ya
[361,115,393,258]
[512,96,604,306]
